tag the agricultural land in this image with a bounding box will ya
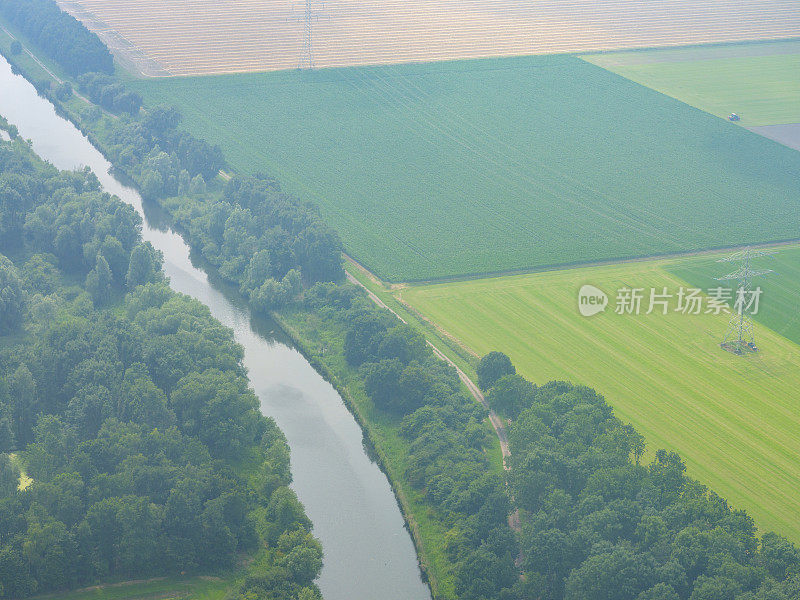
[395,245,800,542]
[129,55,800,282]
[56,0,800,75]
[583,39,800,126]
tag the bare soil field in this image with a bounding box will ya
[56,0,800,75]
[749,123,800,151]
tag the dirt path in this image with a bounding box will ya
[0,24,96,106]
[345,267,522,531]
[0,25,62,83]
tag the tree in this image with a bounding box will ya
[485,373,534,419]
[10,364,37,446]
[276,532,323,586]
[363,359,403,412]
[636,583,680,600]
[476,351,515,391]
[0,254,24,334]
[689,576,740,600]
[118,364,175,429]
[100,236,127,283]
[85,255,112,305]
[140,169,164,200]
[564,546,655,600]
[0,454,18,497]
[126,242,161,289]
[376,325,426,364]
[760,532,800,580]
[240,249,272,295]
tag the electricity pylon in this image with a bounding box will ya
[295,0,326,69]
[715,247,775,354]
[299,0,314,69]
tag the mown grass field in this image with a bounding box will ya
[129,55,800,282]
[583,40,800,126]
[398,254,800,541]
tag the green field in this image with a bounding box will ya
[669,245,800,346]
[583,40,800,126]
[398,253,800,541]
[129,55,800,282]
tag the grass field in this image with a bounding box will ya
[583,40,800,126]
[130,55,800,282]
[397,253,800,541]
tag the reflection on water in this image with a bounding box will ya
[0,55,430,600]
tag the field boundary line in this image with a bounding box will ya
[385,238,800,287]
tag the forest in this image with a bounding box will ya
[0,136,322,599]
[0,0,113,76]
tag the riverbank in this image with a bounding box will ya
[273,309,456,599]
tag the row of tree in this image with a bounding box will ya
[97,106,345,309]
[0,0,114,75]
[0,135,322,599]
[476,356,800,600]
[77,73,142,116]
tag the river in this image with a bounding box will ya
[0,55,431,600]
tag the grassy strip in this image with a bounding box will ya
[273,308,456,599]
[8,452,32,491]
[29,573,235,600]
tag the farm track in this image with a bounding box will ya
[56,0,800,75]
[344,265,522,532]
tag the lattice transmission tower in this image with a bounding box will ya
[715,247,776,354]
[295,0,325,69]
[299,0,314,69]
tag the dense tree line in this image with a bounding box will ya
[0,0,113,76]
[304,283,520,599]
[98,106,345,308]
[0,136,321,598]
[104,105,225,186]
[77,73,142,116]
[475,357,800,600]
